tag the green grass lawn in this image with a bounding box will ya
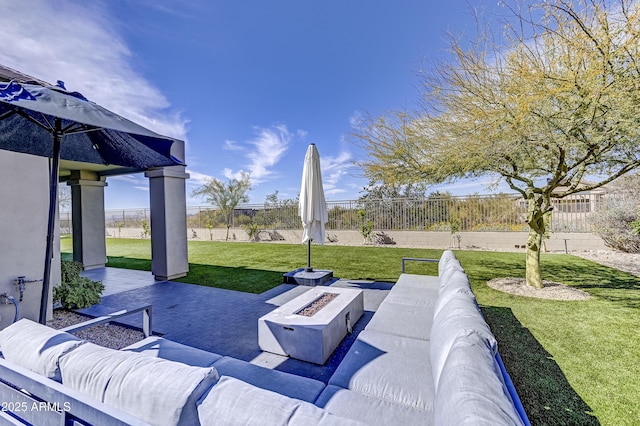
[61,238,640,425]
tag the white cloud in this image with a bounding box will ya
[433,176,512,195]
[108,174,149,192]
[222,168,245,182]
[349,111,365,128]
[320,151,353,196]
[223,140,243,151]
[186,169,214,186]
[225,125,292,184]
[325,187,348,196]
[108,174,140,184]
[0,0,188,141]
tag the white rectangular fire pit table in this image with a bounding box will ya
[258,287,364,365]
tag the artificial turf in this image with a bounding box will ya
[61,237,640,425]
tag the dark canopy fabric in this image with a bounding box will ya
[0,81,182,168]
[0,78,184,324]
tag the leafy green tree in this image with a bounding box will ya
[192,173,251,241]
[262,190,298,229]
[359,180,428,201]
[355,0,640,288]
[358,180,429,230]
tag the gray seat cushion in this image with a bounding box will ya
[328,329,434,411]
[211,356,325,402]
[384,285,439,308]
[198,376,365,426]
[316,385,434,426]
[364,301,434,341]
[0,318,83,381]
[122,336,222,367]
[435,331,525,426]
[395,274,440,290]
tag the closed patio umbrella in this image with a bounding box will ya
[0,75,183,324]
[299,143,328,272]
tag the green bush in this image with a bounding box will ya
[60,260,83,284]
[55,260,104,309]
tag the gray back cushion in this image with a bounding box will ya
[438,250,461,276]
[198,376,365,426]
[430,296,497,389]
[435,331,525,426]
[60,342,219,426]
[434,270,476,318]
[0,318,83,381]
[438,259,465,289]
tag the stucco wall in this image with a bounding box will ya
[0,151,59,329]
[109,226,607,253]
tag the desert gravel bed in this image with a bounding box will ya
[48,310,145,350]
[572,250,640,277]
[487,277,592,300]
[488,249,640,300]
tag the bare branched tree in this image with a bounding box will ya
[192,173,251,241]
[355,0,640,287]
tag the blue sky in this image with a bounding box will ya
[1,0,509,209]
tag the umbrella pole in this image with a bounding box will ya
[39,122,62,324]
[306,239,313,272]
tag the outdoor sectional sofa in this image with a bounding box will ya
[0,250,529,425]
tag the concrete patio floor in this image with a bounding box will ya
[78,267,392,383]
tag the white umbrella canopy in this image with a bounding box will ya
[299,143,328,271]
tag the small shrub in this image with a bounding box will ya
[590,195,640,253]
[141,220,150,238]
[55,260,104,309]
[54,277,104,309]
[245,223,261,241]
[358,210,374,243]
[60,260,83,284]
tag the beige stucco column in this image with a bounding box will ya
[67,171,108,270]
[0,151,58,328]
[145,166,190,280]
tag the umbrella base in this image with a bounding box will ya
[283,268,334,286]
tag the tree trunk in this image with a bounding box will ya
[524,190,551,289]
[225,225,230,241]
[525,226,544,288]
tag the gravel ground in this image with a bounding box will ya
[489,249,640,300]
[572,250,640,277]
[487,277,592,300]
[48,310,145,350]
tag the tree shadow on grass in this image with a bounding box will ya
[482,306,600,426]
[106,256,152,271]
[467,253,640,309]
[184,263,284,294]
[106,256,284,294]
